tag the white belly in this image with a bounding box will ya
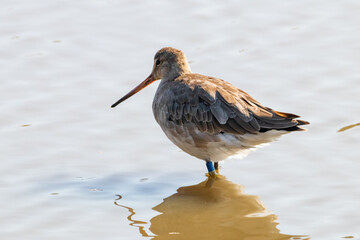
[160,121,287,162]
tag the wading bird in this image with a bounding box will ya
[112,47,309,177]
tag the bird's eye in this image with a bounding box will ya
[155,59,161,66]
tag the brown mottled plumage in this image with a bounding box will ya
[112,47,309,176]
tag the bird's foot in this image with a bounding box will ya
[205,172,224,187]
[205,170,217,178]
[205,172,223,179]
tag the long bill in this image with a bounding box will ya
[111,74,156,108]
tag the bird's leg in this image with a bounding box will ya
[214,162,219,174]
[206,161,216,178]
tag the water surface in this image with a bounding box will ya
[1,0,360,239]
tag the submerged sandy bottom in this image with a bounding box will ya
[1,1,360,239]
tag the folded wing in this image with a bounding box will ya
[165,74,309,135]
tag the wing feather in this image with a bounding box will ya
[164,74,308,135]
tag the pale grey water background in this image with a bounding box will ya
[1,0,360,239]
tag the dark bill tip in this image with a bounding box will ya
[111,100,122,108]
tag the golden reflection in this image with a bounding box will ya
[114,195,155,238]
[338,122,360,132]
[116,177,308,240]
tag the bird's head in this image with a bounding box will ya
[111,47,191,108]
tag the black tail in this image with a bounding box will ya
[259,110,309,132]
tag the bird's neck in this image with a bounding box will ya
[178,59,192,75]
[169,58,192,80]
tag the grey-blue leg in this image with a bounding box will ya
[206,161,216,178]
[214,162,219,173]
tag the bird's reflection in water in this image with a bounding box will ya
[116,177,308,240]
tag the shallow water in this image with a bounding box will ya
[1,0,360,239]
